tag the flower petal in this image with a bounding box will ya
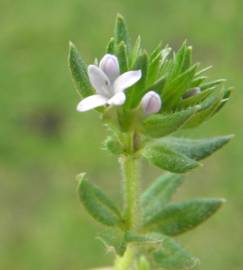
[141,91,162,116]
[107,92,126,106]
[99,54,120,82]
[114,70,142,93]
[77,95,108,112]
[87,65,111,96]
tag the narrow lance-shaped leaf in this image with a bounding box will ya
[157,135,233,161]
[106,37,115,54]
[163,64,198,110]
[146,75,167,95]
[183,91,224,128]
[77,173,123,227]
[142,142,199,173]
[68,42,93,97]
[142,106,198,138]
[99,228,127,256]
[153,235,199,270]
[147,52,162,86]
[179,87,215,109]
[114,14,131,51]
[130,35,141,67]
[141,174,184,221]
[125,232,199,270]
[200,78,226,91]
[143,198,225,236]
[117,41,128,73]
[126,51,149,108]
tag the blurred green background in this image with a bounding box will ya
[0,0,242,269]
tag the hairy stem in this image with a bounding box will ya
[115,133,141,270]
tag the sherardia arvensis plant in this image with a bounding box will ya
[68,14,233,270]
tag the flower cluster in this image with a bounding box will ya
[68,14,232,270]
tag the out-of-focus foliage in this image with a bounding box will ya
[0,0,242,270]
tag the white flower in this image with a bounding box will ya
[77,54,142,112]
[141,91,162,116]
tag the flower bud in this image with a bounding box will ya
[99,54,120,82]
[182,87,201,99]
[141,91,162,116]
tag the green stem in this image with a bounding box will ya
[115,133,141,270]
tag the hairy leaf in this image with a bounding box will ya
[141,174,184,221]
[153,235,199,270]
[68,42,92,97]
[78,174,123,227]
[142,107,198,138]
[143,198,225,236]
[158,135,233,161]
[143,143,199,173]
[114,14,130,51]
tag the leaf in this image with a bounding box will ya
[141,174,184,221]
[130,35,142,67]
[99,228,127,256]
[106,37,115,54]
[117,41,128,73]
[200,78,226,91]
[77,173,123,227]
[142,107,198,138]
[158,135,233,161]
[179,87,215,108]
[103,136,123,156]
[183,92,223,128]
[146,75,167,95]
[114,14,130,51]
[147,52,162,86]
[152,235,199,270]
[126,51,149,108]
[125,232,198,270]
[143,198,225,236]
[142,142,199,173]
[163,64,198,110]
[68,42,93,97]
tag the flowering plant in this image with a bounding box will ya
[68,14,233,270]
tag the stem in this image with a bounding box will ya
[115,133,141,270]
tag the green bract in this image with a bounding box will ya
[69,14,233,270]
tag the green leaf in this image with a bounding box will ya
[114,14,130,51]
[157,135,233,161]
[146,75,167,95]
[150,42,162,60]
[163,64,198,110]
[117,41,128,73]
[126,51,149,108]
[152,235,199,270]
[68,42,93,97]
[106,37,115,54]
[200,79,226,91]
[142,107,198,138]
[125,232,198,270]
[183,92,223,128]
[130,35,142,67]
[143,142,199,173]
[78,173,123,227]
[147,52,162,86]
[141,174,184,221]
[143,199,225,236]
[103,136,123,156]
[99,228,127,256]
[179,88,215,108]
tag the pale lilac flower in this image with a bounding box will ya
[77,54,142,112]
[141,91,162,116]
